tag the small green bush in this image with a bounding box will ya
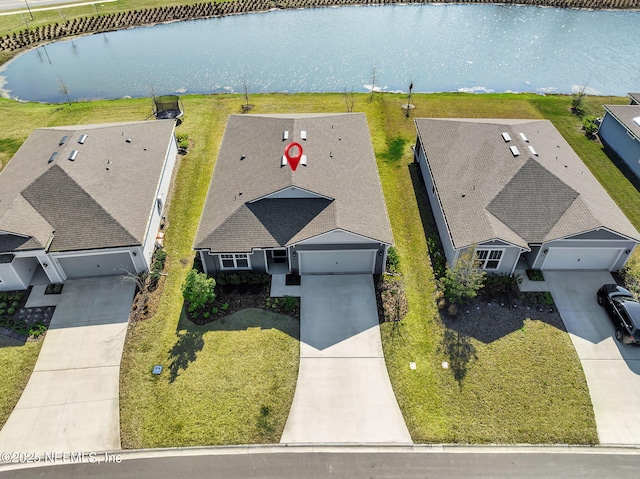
[182,269,216,312]
[440,248,486,305]
[280,296,297,314]
[221,303,229,311]
[7,307,15,315]
[153,248,167,272]
[582,115,599,138]
[29,324,47,338]
[176,132,189,150]
[0,302,7,309]
[386,246,400,273]
[0,309,5,316]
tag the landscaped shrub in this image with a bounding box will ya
[582,115,599,138]
[280,296,297,314]
[386,246,400,273]
[439,248,486,306]
[182,269,216,313]
[153,248,167,272]
[176,132,189,150]
[378,275,408,322]
[620,251,640,298]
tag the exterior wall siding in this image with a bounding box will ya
[460,244,521,275]
[0,256,38,290]
[599,112,640,178]
[415,136,457,267]
[143,130,178,269]
[203,250,267,276]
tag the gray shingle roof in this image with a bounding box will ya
[0,120,176,252]
[415,118,640,250]
[603,104,640,141]
[195,113,393,251]
[629,93,640,104]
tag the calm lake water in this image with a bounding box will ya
[2,4,640,102]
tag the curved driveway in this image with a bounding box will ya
[0,277,134,453]
[545,270,640,445]
[281,274,411,444]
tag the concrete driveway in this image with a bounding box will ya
[544,271,640,445]
[0,276,135,453]
[280,275,411,444]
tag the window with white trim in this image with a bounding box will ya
[476,249,504,270]
[219,253,250,270]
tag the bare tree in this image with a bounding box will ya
[241,73,253,112]
[58,76,71,105]
[369,66,377,102]
[343,87,355,112]
[571,85,587,116]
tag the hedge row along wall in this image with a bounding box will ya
[1,0,639,52]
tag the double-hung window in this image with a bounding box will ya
[476,249,503,270]
[220,253,250,270]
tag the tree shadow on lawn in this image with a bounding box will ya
[167,307,299,383]
[440,329,477,388]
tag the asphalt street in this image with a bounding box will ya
[2,449,640,479]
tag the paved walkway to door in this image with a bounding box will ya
[0,276,135,453]
[545,271,640,445]
[280,275,412,444]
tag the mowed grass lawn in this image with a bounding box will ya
[0,92,632,444]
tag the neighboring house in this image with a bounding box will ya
[598,100,640,178]
[414,118,640,274]
[628,93,640,105]
[194,113,393,275]
[0,120,178,291]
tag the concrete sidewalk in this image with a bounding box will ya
[281,275,411,444]
[0,276,135,453]
[545,271,640,445]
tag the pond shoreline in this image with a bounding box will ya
[1,0,639,57]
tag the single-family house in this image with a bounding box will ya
[0,120,178,291]
[194,113,393,275]
[598,98,640,178]
[414,118,640,274]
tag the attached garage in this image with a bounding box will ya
[298,250,376,275]
[542,247,624,271]
[57,251,136,279]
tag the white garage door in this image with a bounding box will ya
[58,252,136,279]
[298,250,376,274]
[542,247,623,270]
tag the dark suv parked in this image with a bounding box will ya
[597,284,640,345]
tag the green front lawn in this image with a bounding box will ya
[2,91,631,445]
[0,338,42,428]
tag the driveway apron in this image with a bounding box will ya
[280,275,411,444]
[544,271,640,445]
[0,277,135,453]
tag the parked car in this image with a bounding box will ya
[597,284,640,345]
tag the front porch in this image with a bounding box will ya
[513,257,549,293]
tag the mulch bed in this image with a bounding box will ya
[441,292,564,344]
[0,288,55,342]
[187,283,300,326]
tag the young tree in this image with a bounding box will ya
[441,247,486,305]
[571,85,587,116]
[343,87,355,112]
[58,76,71,105]
[241,73,253,112]
[369,66,377,102]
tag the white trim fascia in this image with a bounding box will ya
[249,186,333,203]
[291,228,389,247]
[557,226,640,243]
[477,237,531,251]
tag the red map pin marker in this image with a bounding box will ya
[284,142,303,171]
